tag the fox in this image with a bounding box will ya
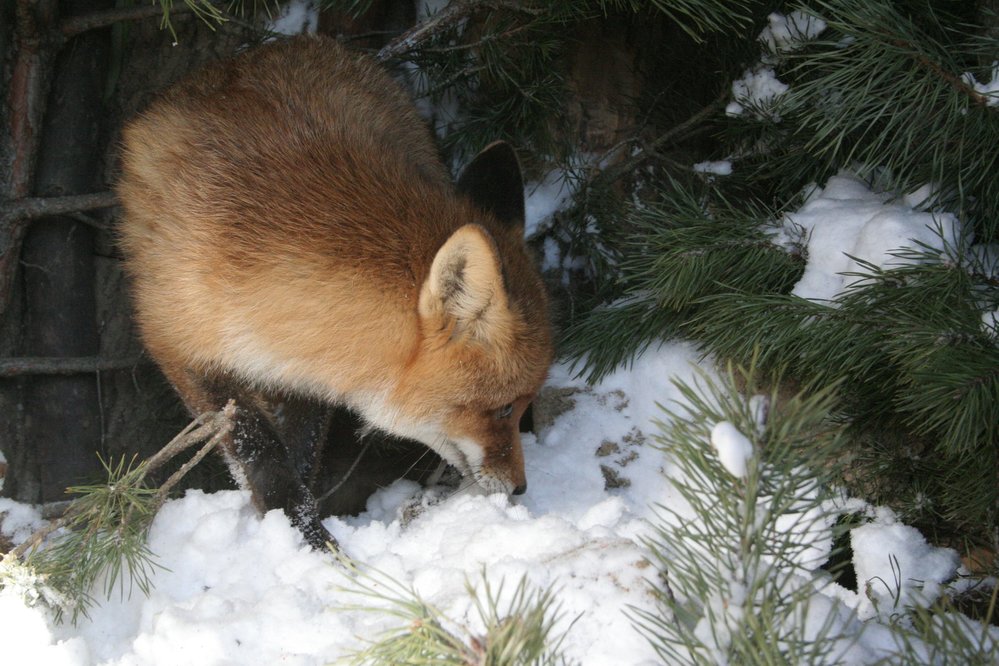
[116,35,552,549]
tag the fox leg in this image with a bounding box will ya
[226,400,335,550]
[161,365,336,550]
[258,393,334,490]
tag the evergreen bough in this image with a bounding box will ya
[560,0,999,543]
[635,363,999,663]
[335,557,576,666]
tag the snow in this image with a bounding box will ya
[962,61,999,107]
[693,160,733,176]
[3,340,994,664]
[725,66,789,119]
[709,421,753,478]
[758,10,827,53]
[0,343,705,665]
[851,522,960,621]
[266,0,318,36]
[779,172,960,303]
[728,9,826,119]
[524,168,578,238]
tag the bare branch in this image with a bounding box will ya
[8,403,235,560]
[0,355,143,377]
[0,191,118,226]
[2,1,58,320]
[377,0,471,62]
[595,89,730,186]
[153,404,235,509]
[140,402,235,477]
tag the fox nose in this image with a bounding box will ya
[512,482,527,495]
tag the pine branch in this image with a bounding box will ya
[632,362,852,663]
[761,0,999,236]
[336,556,576,666]
[560,182,804,382]
[595,88,730,187]
[7,403,235,623]
[377,0,488,63]
[59,2,226,39]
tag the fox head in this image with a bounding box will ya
[385,142,552,495]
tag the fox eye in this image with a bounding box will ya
[496,403,513,419]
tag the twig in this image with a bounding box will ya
[39,500,74,520]
[376,0,546,62]
[0,191,119,226]
[316,437,373,503]
[0,355,142,377]
[140,401,235,477]
[6,0,58,200]
[59,2,225,39]
[2,1,59,319]
[7,402,235,560]
[376,0,476,63]
[9,506,76,559]
[596,88,730,186]
[887,37,994,109]
[152,406,234,509]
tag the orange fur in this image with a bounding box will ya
[117,35,552,508]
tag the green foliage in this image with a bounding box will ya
[566,178,999,530]
[336,557,576,666]
[20,456,162,624]
[633,362,856,663]
[592,0,756,42]
[361,0,758,174]
[561,184,805,381]
[633,363,999,663]
[155,1,280,38]
[687,244,999,530]
[730,0,999,239]
[558,0,999,541]
[864,580,999,664]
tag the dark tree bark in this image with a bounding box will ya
[19,0,113,500]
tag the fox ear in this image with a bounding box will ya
[419,224,512,344]
[456,141,525,232]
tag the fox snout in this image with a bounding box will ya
[439,399,531,498]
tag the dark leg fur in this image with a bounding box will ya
[314,407,444,516]
[228,403,334,550]
[262,395,333,489]
[165,368,336,550]
[159,367,448,549]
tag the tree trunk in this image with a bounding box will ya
[18,0,112,500]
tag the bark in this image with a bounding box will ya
[18,0,113,501]
[0,0,61,502]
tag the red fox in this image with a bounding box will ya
[117,36,552,549]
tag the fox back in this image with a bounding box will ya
[117,36,552,546]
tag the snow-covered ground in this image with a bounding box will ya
[1,338,992,664]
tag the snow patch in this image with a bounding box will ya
[783,172,959,303]
[726,66,789,119]
[961,61,999,108]
[693,160,733,176]
[758,10,827,53]
[851,522,960,621]
[266,0,318,36]
[710,421,753,478]
[525,169,578,238]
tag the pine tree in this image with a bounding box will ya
[551,0,999,548]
